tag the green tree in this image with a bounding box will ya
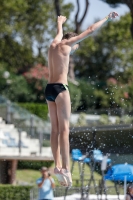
[0,0,73,73]
[100,0,133,38]
[0,74,35,102]
[77,79,97,110]
[74,13,133,109]
[76,112,87,126]
[75,13,133,81]
[23,64,48,102]
[0,35,34,74]
[68,82,81,112]
[94,81,128,108]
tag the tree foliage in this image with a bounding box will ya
[74,13,133,109]
[75,13,133,80]
[23,64,48,102]
[0,0,73,73]
[68,82,82,112]
[77,79,97,110]
[0,185,32,200]
[0,66,35,102]
[100,0,133,38]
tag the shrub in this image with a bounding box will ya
[121,115,133,124]
[18,160,53,170]
[76,112,87,126]
[68,82,81,112]
[99,114,111,125]
[78,79,96,111]
[43,139,51,147]
[19,103,48,120]
[0,185,32,200]
[0,73,35,102]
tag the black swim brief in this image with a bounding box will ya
[44,83,69,102]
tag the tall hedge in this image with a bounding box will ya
[18,160,54,170]
[77,79,96,111]
[19,103,48,120]
[68,82,81,112]
[0,185,32,200]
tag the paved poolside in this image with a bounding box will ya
[54,194,124,200]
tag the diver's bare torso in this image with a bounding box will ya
[48,41,71,84]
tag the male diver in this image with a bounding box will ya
[44,12,118,187]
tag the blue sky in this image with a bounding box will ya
[65,0,129,29]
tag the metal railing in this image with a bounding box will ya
[0,95,51,138]
[78,107,133,117]
[30,184,124,200]
[0,95,52,154]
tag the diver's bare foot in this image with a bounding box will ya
[60,168,72,188]
[54,167,68,187]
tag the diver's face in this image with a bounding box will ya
[70,44,79,54]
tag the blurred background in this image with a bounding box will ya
[0,0,133,199]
